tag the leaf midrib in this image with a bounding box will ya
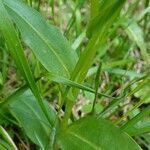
[68,131,101,150]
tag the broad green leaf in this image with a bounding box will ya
[55,117,141,150]
[7,90,56,149]
[0,0,53,126]
[3,0,78,78]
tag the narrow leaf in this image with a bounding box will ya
[47,74,123,99]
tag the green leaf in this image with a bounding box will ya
[0,140,12,150]
[125,21,149,63]
[3,0,78,78]
[0,0,53,126]
[0,126,17,150]
[124,119,150,136]
[71,0,126,83]
[8,90,56,149]
[90,0,99,19]
[47,73,123,99]
[56,117,141,150]
[131,78,150,103]
[0,144,7,150]
[122,106,150,133]
[87,0,125,38]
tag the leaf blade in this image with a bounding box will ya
[8,90,56,148]
[0,0,53,126]
[56,117,141,150]
[4,0,78,78]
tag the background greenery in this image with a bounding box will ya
[0,0,149,149]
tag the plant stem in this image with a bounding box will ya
[62,100,74,128]
[62,34,99,127]
[91,62,102,114]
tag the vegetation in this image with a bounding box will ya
[0,0,150,149]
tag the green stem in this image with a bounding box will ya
[91,63,102,114]
[62,100,74,128]
[62,34,99,127]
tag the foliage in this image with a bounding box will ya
[0,0,149,149]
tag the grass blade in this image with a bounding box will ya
[122,106,150,131]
